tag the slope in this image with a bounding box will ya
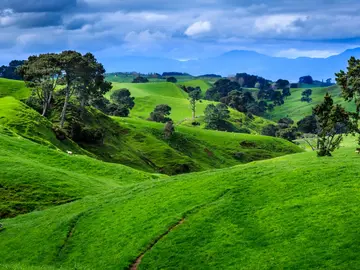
[0,78,30,100]
[0,131,158,218]
[268,85,355,121]
[0,137,359,269]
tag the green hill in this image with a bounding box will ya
[268,85,355,121]
[0,78,30,100]
[0,136,359,269]
[180,79,212,95]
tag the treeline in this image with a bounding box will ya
[0,60,24,80]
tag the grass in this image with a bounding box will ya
[268,85,356,121]
[179,79,212,96]
[0,78,30,100]
[0,136,359,269]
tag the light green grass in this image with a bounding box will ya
[180,79,212,96]
[0,137,359,269]
[268,85,355,121]
[0,78,30,100]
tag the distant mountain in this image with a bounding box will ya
[100,48,360,82]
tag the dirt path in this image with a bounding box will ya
[129,218,185,270]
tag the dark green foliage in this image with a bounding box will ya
[276,127,297,141]
[204,103,231,131]
[313,93,353,156]
[272,91,285,106]
[278,117,294,129]
[290,83,299,88]
[282,87,291,97]
[164,121,175,139]
[89,95,110,114]
[149,104,172,123]
[261,124,279,137]
[0,60,24,80]
[235,73,270,88]
[297,115,318,134]
[205,79,242,101]
[166,77,177,83]
[299,75,314,84]
[132,76,149,83]
[301,89,313,102]
[110,88,135,117]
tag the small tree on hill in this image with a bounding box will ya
[166,77,177,83]
[149,104,172,123]
[261,124,279,137]
[110,89,135,117]
[301,89,312,103]
[204,103,230,131]
[313,93,354,156]
[132,76,149,83]
[297,115,318,134]
[164,121,175,139]
[188,87,202,120]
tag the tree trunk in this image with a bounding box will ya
[192,109,195,120]
[60,88,70,128]
[42,91,53,117]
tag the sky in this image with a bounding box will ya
[1,0,360,65]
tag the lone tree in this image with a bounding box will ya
[301,89,312,103]
[19,53,61,116]
[164,121,175,139]
[204,103,230,131]
[313,93,353,156]
[110,88,135,117]
[188,87,202,120]
[149,104,172,123]
[299,75,313,85]
[166,77,177,83]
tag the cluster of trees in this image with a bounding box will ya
[0,60,24,80]
[132,76,149,83]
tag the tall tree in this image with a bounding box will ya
[110,88,135,117]
[149,104,172,123]
[188,87,202,120]
[204,103,230,131]
[75,53,112,110]
[19,54,61,116]
[58,51,84,128]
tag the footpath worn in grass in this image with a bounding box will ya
[0,138,359,269]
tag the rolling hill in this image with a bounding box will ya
[0,134,359,269]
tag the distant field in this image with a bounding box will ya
[268,85,355,121]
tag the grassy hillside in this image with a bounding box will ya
[180,79,212,96]
[0,137,359,269]
[0,132,157,218]
[268,85,355,121]
[0,95,300,175]
[0,78,30,100]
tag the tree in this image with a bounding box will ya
[205,79,242,101]
[271,91,284,106]
[261,124,279,137]
[297,115,318,134]
[188,87,202,120]
[278,117,294,129]
[164,121,175,139]
[75,53,112,111]
[166,77,177,83]
[0,60,24,80]
[18,54,61,116]
[336,56,360,121]
[132,76,149,83]
[58,51,84,128]
[220,90,260,114]
[299,75,313,85]
[110,88,135,117]
[149,104,172,123]
[301,89,312,103]
[276,79,290,90]
[204,103,230,131]
[276,127,298,142]
[282,87,291,98]
[313,93,353,156]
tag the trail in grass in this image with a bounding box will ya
[128,189,232,270]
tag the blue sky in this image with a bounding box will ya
[1,0,360,65]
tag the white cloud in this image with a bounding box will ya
[185,21,212,36]
[275,48,340,59]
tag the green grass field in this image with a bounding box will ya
[0,78,30,100]
[268,85,355,121]
[0,134,359,269]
